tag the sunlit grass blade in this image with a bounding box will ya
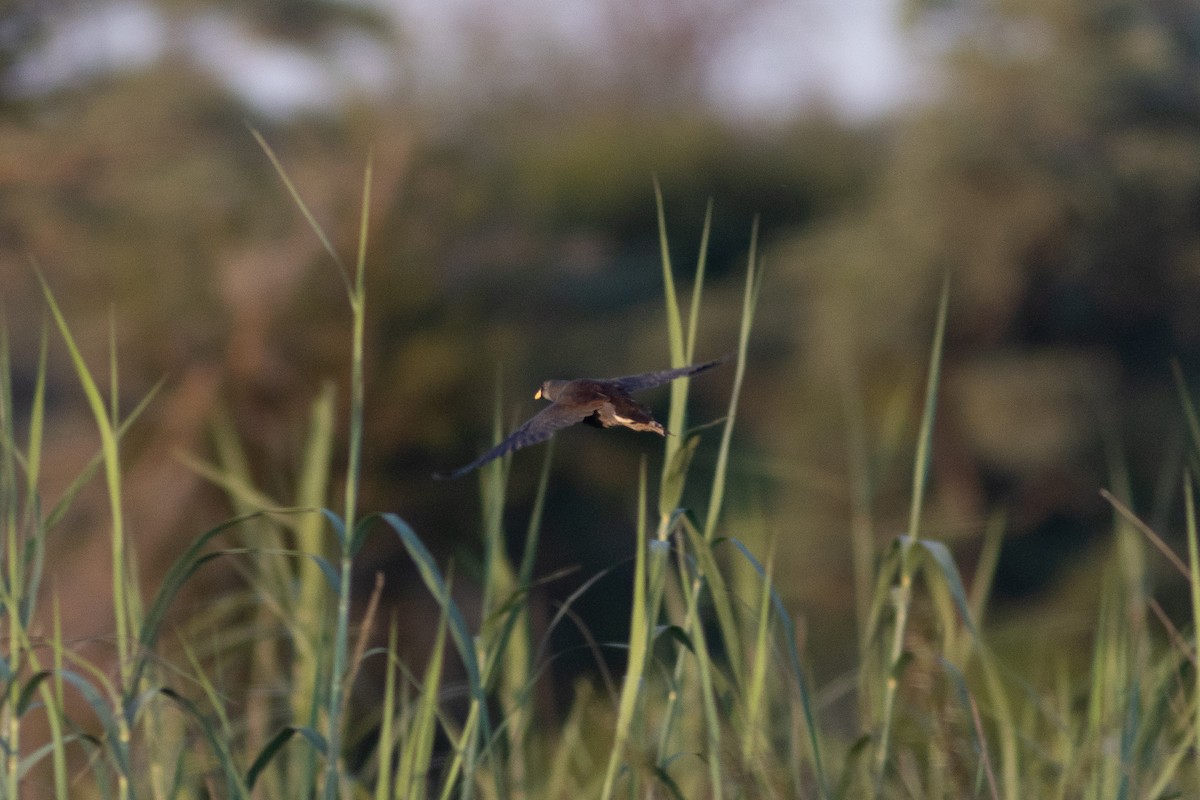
[479,368,508,608]
[685,199,713,364]
[915,538,979,640]
[545,679,593,796]
[906,273,951,544]
[654,181,700,517]
[15,735,81,786]
[1186,474,1200,778]
[1103,489,1190,578]
[22,322,48,522]
[154,686,250,799]
[486,438,556,794]
[518,437,555,585]
[964,515,1004,649]
[250,127,351,295]
[177,441,278,514]
[35,265,138,686]
[659,430,701,519]
[670,533,724,797]
[284,386,338,795]
[1140,632,1195,796]
[678,516,742,684]
[39,378,162,533]
[343,151,371,531]
[15,328,49,630]
[131,509,283,690]
[395,609,449,800]
[600,459,651,800]
[653,216,761,778]
[971,645,1020,800]
[380,513,484,702]
[0,318,33,800]
[45,597,69,798]
[873,272,950,795]
[702,215,761,542]
[373,632,400,800]
[653,177,686,372]
[740,538,775,764]
[380,511,494,797]
[727,537,830,798]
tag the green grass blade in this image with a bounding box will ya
[874,272,950,794]
[35,266,134,681]
[379,512,493,789]
[14,671,53,716]
[679,517,742,684]
[546,680,593,796]
[655,181,693,518]
[518,438,554,586]
[685,199,713,363]
[741,539,775,763]
[1186,474,1200,775]
[915,538,979,639]
[480,366,514,626]
[343,154,371,532]
[600,460,651,800]
[374,628,400,800]
[107,311,119,433]
[728,537,830,797]
[701,216,761,542]
[965,515,1004,642]
[23,322,48,518]
[250,127,351,295]
[247,727,306,791]
[380,513,483,697]
[906,272,950,547]
[16,327,49,629]
[676,561,723,798]
[659,432,701,514]
[653,178,686,371]
[56,668,130,777]
[15,734,82,784]
[40,379,163,533]
[396,609,449,800]
[324,156,372,800]
[132,509,297,691]
[156,687,250,799]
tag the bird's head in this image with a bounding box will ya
[534,380,568,401]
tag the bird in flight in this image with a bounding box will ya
[435,357,728,479]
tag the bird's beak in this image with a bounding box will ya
[534,388,543,400]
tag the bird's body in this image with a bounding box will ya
[435,357,727,479]
[538,379,665,434]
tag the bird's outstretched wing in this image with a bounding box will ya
[605,355,729,394]
[434,400,601,479]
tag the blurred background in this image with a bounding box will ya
[5,0,1200,699]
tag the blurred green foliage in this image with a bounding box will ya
[5,0,1200,713]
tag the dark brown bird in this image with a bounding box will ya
[435,357,727,479]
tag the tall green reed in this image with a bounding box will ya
[591,185,838,799]
[870,274,950,795]
[14,151,1200,799]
